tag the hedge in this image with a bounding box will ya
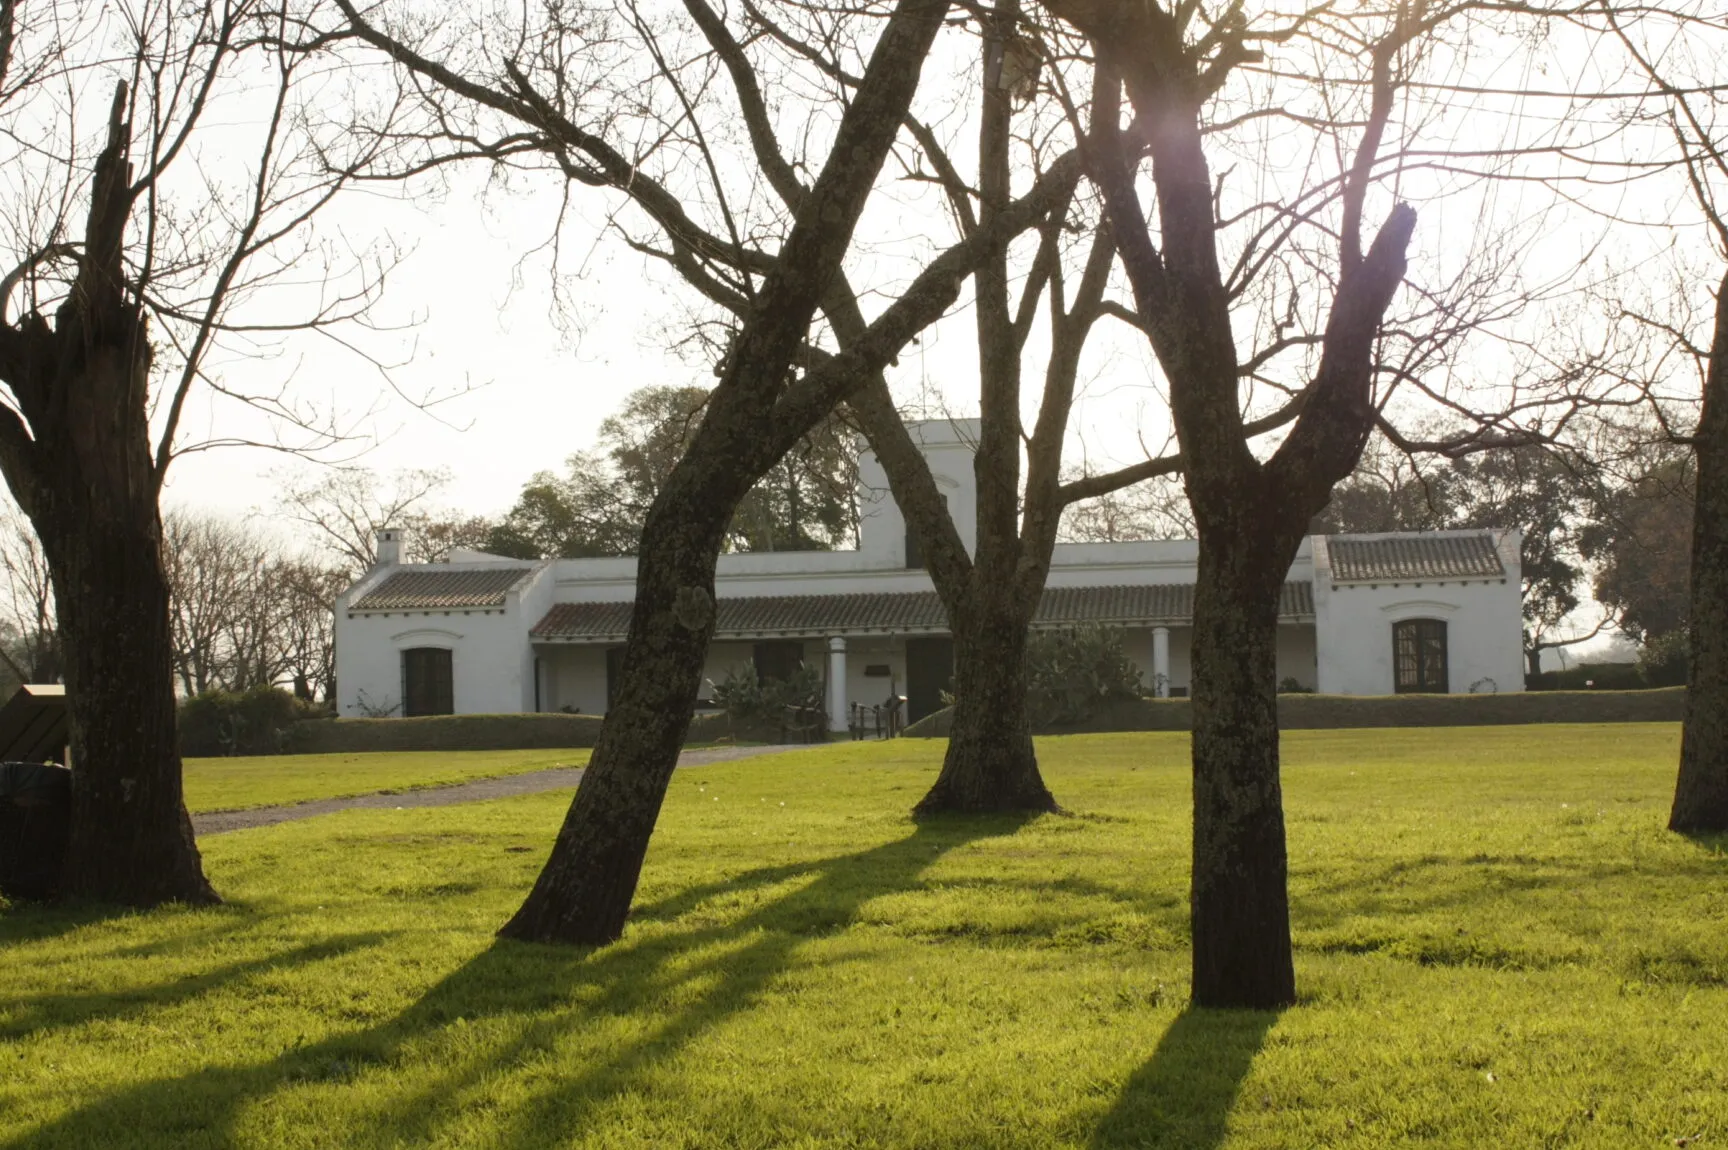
[900,687,1687,738]
[281,709,794,755]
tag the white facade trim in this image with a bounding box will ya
[333,420,1526,717]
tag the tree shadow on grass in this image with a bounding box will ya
[1,932,390,1042]
[1090,1008,1277,1150]
[1676,828,1728,856]
[8,813,1041,1149]
[0,896,234,947]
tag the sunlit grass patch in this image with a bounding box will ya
[181,748,594,813]
[2,725,1724,1148]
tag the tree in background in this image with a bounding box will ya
[0,511,60,688]
[0,0,397,906]
[1058,474,1193,543]
[1580,443,1693,645]
[489,387,858,559]
[1316,440,1601,676]
[162,511,347,702]
[275,467,457,572]
[163,514,273,698]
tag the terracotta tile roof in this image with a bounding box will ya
[531,582,1315,641]
[1326,533,1505,584]
[351,567,536,611]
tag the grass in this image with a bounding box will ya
[181,749,594,814]
[2,723,1725,1148]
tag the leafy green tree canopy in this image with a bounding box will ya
[488,386,858,558]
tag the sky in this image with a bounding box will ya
[14,0,1718,665]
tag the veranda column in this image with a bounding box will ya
[1152,627,1171,697]
[827,637,848,733]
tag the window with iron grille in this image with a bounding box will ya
[1393,619,1448,694]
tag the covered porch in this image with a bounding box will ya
[528,583,1317,733]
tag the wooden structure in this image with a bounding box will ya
[0,684,68,764]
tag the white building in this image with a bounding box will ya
[334,421,1525,728]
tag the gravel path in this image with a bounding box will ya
[193,744,812,836]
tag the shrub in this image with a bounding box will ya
[1278,677,1315,694]
[708,662,825,726]
[1526,662,1644,691]
[1638,631,1689,688]
[179,686,328,757]
[1026,625,1144,727]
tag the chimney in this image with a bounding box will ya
[375,527,402,567]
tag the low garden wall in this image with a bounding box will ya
[282,709,779,755]
[286,712,607,754]
[900,687,1687,738]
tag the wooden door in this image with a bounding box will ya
[402,647,454,715]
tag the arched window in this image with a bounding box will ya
[1393,619,1448,694]
[402,647,454,715]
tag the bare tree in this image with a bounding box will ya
[1596,0,1728,832]
[327,0,1056,943]
[164,512,266,695]
[1035,0,1613,1005]
[1059,473,1193,542]
[0,1,398,905]
[272,558,346,700]
[0,506,60,684]
[274,466,452,572]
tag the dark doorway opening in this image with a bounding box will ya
[402,647,454,716]
[905,636,953,723]
[606,646,624,710]
[753,640,806,683]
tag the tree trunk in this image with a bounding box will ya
[0,84,218,906]
[41,502,216,905]
[915,608,1057,815]
[1674,270,1728,833]
[499,489,725,943]
[1187,530,1297,1009]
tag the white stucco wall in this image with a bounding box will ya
[336,610,529,716]
[333,423,1520,714]
[857,419,980,565]
[334,563,552,717]
[1313,532,1524,695]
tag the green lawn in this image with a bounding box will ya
[3,724,1724,1148]
[181,748,594,813]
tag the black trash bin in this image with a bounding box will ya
[0,761,72,900]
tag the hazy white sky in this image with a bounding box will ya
[95,0,1719,664]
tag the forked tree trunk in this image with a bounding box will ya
[1187,529,1299,1008]
[494,0,951,945]
[1674,270,1728,834]
[915,608,1056,815]
[43,498,215,905]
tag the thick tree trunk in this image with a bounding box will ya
[44,505,215,905]
[495,0,950,944]
[0,84,217,906]
[1674,271,1728,833]
[1187,530,1297,1009]
[915,610,1057,815]
[499,492,724,943]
